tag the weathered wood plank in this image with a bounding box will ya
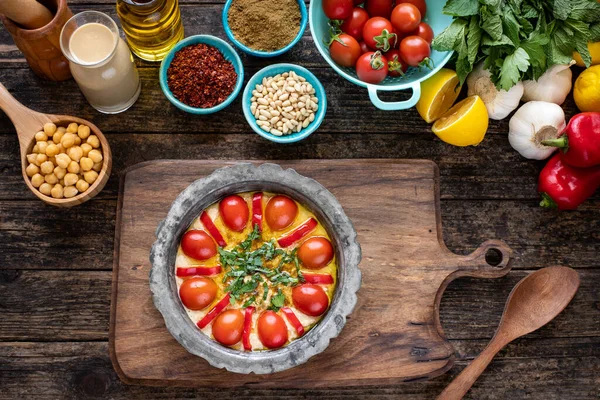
[0,340,598,399]
[0,270,597,341]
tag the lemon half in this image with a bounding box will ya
[431,96,489,147]
[416,69,462,123]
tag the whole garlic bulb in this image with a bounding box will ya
[522,62,574,105]
[467,63,523,120]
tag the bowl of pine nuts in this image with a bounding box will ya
[242,64,327,144]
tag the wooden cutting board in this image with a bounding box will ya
[110,159,513,388]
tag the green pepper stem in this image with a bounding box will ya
[539,192,558,209]
[541,136,569,150]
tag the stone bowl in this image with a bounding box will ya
[149,163,362,374]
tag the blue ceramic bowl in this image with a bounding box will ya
[242,64,327,144]
[222,0,307,58]
[159,35,244,114]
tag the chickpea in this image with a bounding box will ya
[50,184,64,199]
[67,146,83,162]
[37,141,48,154]
[27,154,38,166]
[63,186,78,198]
[44,173,58,185]
[64,173,79,187]
[86,135,100,149]
[45,143,60,157]
[74,136,81,146]
[83,170,98,184]
[67,122,79,133]
[76,179,89,193]
[43,122,57,136]
[57,126,66,135]
[55,153,71,169]
[26,163,39,177]
[88,149,103,163]
[81,143,92,156]
[40,161,54,175]
[78,125,91,139]
[39,182,53,196]
[35,131,48,142]
[32,144,39,153]
[67,161,80,174]
[92,162,103,172]
[61,133,76,148]
[54,166,67,180]
[31,173,44,188]
[53,130,64,144]
[80,157,93,171]
[35,153,48,166]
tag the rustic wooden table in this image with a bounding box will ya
[1,2,599,399]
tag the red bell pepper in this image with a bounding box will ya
[303,273,334,284]
[252,192,263,232]
[242,306,254,351]
[200,211,227,247]
[542,112,600,168]
[197,293,231,329]
[539,153,600,210]
[277,218,318,248]
[281,307,304,336]
[176,265,222,277]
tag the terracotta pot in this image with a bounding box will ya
[0,0,73,81]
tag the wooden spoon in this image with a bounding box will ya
[437,266,580,400]
[0,82,112,207]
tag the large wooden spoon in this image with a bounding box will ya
[437,266,580,400]
[0,82,111,207]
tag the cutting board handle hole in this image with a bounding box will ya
[485,248,503,267]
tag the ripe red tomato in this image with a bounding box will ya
[212,309,244,346]
[365,0,394,19]
[390,3,421,33]
[356,52,388,84]
[384,49,409,77]
[340,7,369,41]
[257,311,289,349]
[179,277,217,310]
[330,34,362,67]
[362,17,397,51]
[359,41,370,53]
[181,230,217,260]
[402,0,427,16]
[322,0,353,20]
[219,195,249,232]
[412,22,434,44]
[400,35,431,66]
[265,195,298,231]
[298,237,334,269]
[292,284,329,317]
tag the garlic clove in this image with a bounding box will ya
[522,62,575,105]
[467,63,523,120]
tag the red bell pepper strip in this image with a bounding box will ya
[281,307,304,336]
[176,265,222,277]
[197,293,231,329]
[200,211,227,247]
[242,306,254,351]
[252,192,263,232]
[538,153,600,210]
[542,112,600,168]
[303,273,334,285]
[277,218,318,248]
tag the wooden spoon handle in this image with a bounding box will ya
[437,339,506,400]
[0,0,54,29]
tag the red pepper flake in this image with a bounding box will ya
[167,43,237,109]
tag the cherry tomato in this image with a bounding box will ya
[412,22,434,44]
[257,311,289,349]
[219,195,249,232]
[359,41,370,53]
[212,309,244,346]
[298,237,334,269]
[400,35,431,66]
[292,284,330,317]
[391,3,421,33]
[322,0,353,20]
[365,0,394,19]
[341,7,369,41]
[356,52,388,84]
[384,49,409,77]
[181,230,217,260]
[265,195,298,231]
[330,33,362,67]
[362,17,397,51]
[179,277,217,310]
[402,0,427,16]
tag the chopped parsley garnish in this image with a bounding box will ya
[268,289,286,312]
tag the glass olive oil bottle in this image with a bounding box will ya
[116,0,184,62]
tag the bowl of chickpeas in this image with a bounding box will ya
[23,119,111,207]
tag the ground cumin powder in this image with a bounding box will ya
[228,0,301,52]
